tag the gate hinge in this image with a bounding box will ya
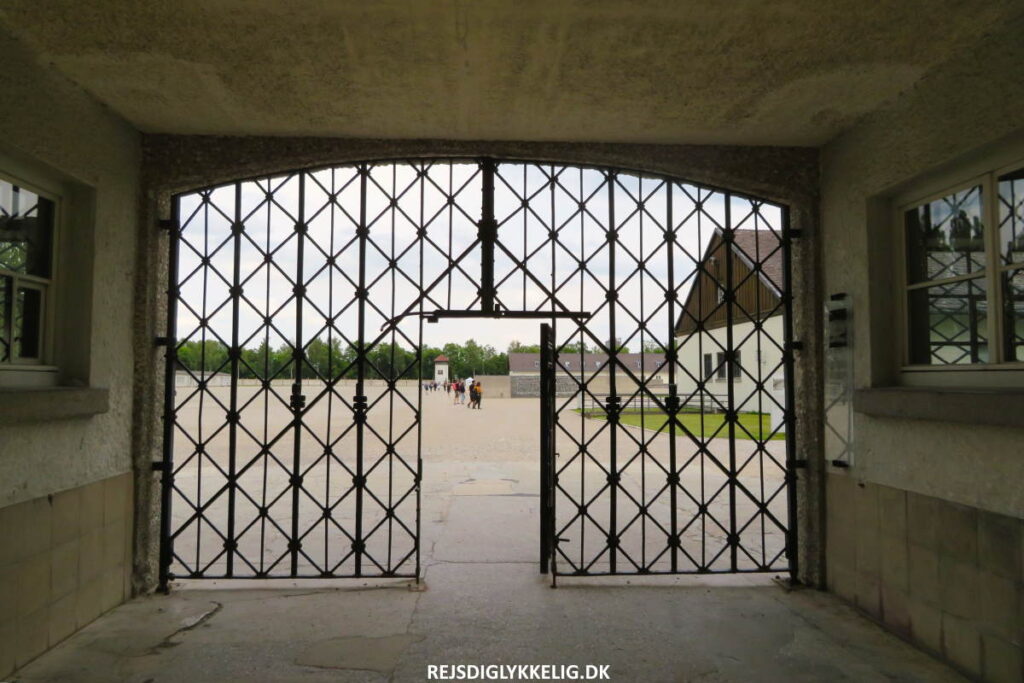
[158,218,177,232]
[152,461,167,472]
[792,459,808,469]
[155,336,170,346]
[788,229,803,239]
[830,459,850,469]
[788,341,804,351]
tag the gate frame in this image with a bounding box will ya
[133,138,824,594]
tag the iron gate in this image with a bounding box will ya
[158,159,796,587]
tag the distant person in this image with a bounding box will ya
[452,380,461,405]
[458,380,466,405]
[471,380,482,409]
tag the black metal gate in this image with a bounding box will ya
[159,159,796,587]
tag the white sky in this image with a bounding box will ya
[174,162,782,353]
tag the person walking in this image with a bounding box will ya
[471,380,482,409]
[452,379,460,405]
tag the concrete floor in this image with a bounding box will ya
[12,393,963,681]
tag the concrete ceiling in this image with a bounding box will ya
[2,1,1021,146]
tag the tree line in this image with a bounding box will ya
[176,336,664,381]
[175,337,509,381]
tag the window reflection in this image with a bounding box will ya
[998,168,1024,267]
[0,180,53,278]
[908,278,988,365]
[905,185,985,284]
[1004,268,1024,362]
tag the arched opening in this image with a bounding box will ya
[159,158,795,587]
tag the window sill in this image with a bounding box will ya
[0,386,109,425]
[853,387,1024,428]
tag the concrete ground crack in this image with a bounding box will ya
[148,601,223,653]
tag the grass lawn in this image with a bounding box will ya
[577,409,785,441]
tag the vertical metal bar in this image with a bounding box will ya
[781,204,800,582]
[354,165,368,576]
[226,181,242,577]
[415,162,426,581]
[539,323,553,574]
[480,158,496,313]
[607,171,618,573]
[666,184,679,573]
[387,163,397,574]
[725,194,738,572]
[638,177,647,570]
[158,203,181,593]
[289,173,306,576]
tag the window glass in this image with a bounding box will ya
[0,176,55,367]
[998,168,1024,266]
[1003,268,1024,362]
[0,181,54,278]
[908,278,988,365]
[14,286,42,359]
[0,277,9,362]
[904,185,984,284]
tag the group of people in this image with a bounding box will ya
[443,378,483,409]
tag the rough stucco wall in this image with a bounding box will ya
[0,30,141,507]
[135,136,824,588]
[820,15,1024,517]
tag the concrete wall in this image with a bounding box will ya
[0,29,140,677]
[819,14,1024,681]
[0,474,134,676]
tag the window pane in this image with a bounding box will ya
[905,185,985,284]
[1003,267,1024,362]
[908,277,988,365]
[0,276,10,362]
[14,286,42,359]
[0,179,54,278]
[998,167,1024,266]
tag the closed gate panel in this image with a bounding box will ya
[159,159,796,585]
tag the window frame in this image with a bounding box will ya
[895,158,1024,382]
[0,168,61,377]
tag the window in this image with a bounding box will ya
[0,176,55,367]
[901,162,1024,368]
[705,351,741,381]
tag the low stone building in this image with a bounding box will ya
[508,352,668,398]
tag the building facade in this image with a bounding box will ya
[675,229,786,430]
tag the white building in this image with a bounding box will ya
[675,229,786,430]
[433,354,450,383]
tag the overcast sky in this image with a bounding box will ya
[174,162,782,354]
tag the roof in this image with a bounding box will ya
[730,229,783,293]
[674,229,784,336]
[509,352,666,374]
[434,355,449,363]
